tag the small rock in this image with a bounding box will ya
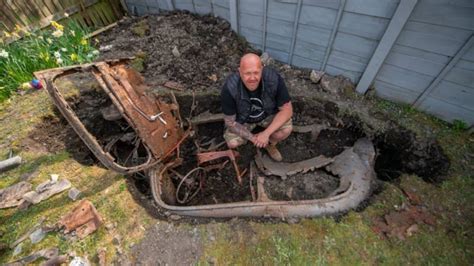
[170,214,181,221]
[69,256,91,266]
[13,243,22,256]
[310,70,324,84]
[29,228,46,244]
[99,44,113,52]
[406,224,419,237]
[115,246,123,255]
[68,188,82,201]
[172,46,180,57]
[287,217,300,224]
[105,223,115,231]
[260,52,274,66]
[112,234,121,246]
[50,174,59,182]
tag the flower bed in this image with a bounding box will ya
[0,20,99,101]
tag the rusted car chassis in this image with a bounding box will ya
[35,60,375,218]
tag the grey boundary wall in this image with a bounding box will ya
[123,0,474,126]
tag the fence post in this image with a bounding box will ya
[229,0,238,33]
[262,0,268,51]
[288,0,302,64]
[356,0,418,94]
[322,0,346,71]
[165,0,174,10]
[413,34,474,108]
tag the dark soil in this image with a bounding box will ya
[28,12,450,212]
[97,12,255,91]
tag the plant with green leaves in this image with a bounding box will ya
[0,20,100,101]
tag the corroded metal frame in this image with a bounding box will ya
[34,59,184,174]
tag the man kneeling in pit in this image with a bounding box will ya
[220,53,293,161]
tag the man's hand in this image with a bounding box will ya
[253,132,270,148]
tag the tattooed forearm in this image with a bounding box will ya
[224,115,254,141]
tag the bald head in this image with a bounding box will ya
[239,53,263,91]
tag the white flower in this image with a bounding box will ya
[0,49,8,58]
[38,36,44,40]
[87,53,93,58]
[70,30,75,37]
[61,48,67,52]
[47,38,52,44]
[64,12,69,18]
[56,58,63,64]
[52,29,63,38]
[54,51,61,58]
[92,50,99,55]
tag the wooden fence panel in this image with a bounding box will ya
[1,0,124,42]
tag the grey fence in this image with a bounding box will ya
[123,0,474,126]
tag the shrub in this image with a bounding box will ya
[0,20,99,101]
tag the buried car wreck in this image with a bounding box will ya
[35,59,377,218]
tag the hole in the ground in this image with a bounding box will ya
[29,83,450,212]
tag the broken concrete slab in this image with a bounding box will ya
[0,181,32,209]
[6,248,58,266]
[22,179,71,205]
[59,200,103,239]
[255,153,333,180]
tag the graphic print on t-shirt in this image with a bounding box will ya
[249,97,265,122]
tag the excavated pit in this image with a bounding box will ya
[26,12,450,217]
[27,82,449,210]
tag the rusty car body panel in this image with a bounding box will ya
[36,60,375,218]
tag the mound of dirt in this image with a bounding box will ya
[98,12,256,91]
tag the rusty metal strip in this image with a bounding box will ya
[149,138,376,218]
[196,150,246,184]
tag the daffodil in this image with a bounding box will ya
[14,24,22,33]
[0,49,9,58]
[51,21,64,31]
[70,53,78,61]
[47,38,52,44]
[39,52,50,62]
[52,29,63,38]
[56,58,63,64]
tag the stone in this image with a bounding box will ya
[320,75,355,95]
[112,234,122,246]
[68,188,82,201]
[13,243,22,256]
[99,44,113,52]
[260,52,274,66]
[172,46,181,57]
[310,70,324,84]
[69,256,91,266]
[29,228,46,244]
[170,214,181,221]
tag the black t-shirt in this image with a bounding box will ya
[221,73,290,123]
